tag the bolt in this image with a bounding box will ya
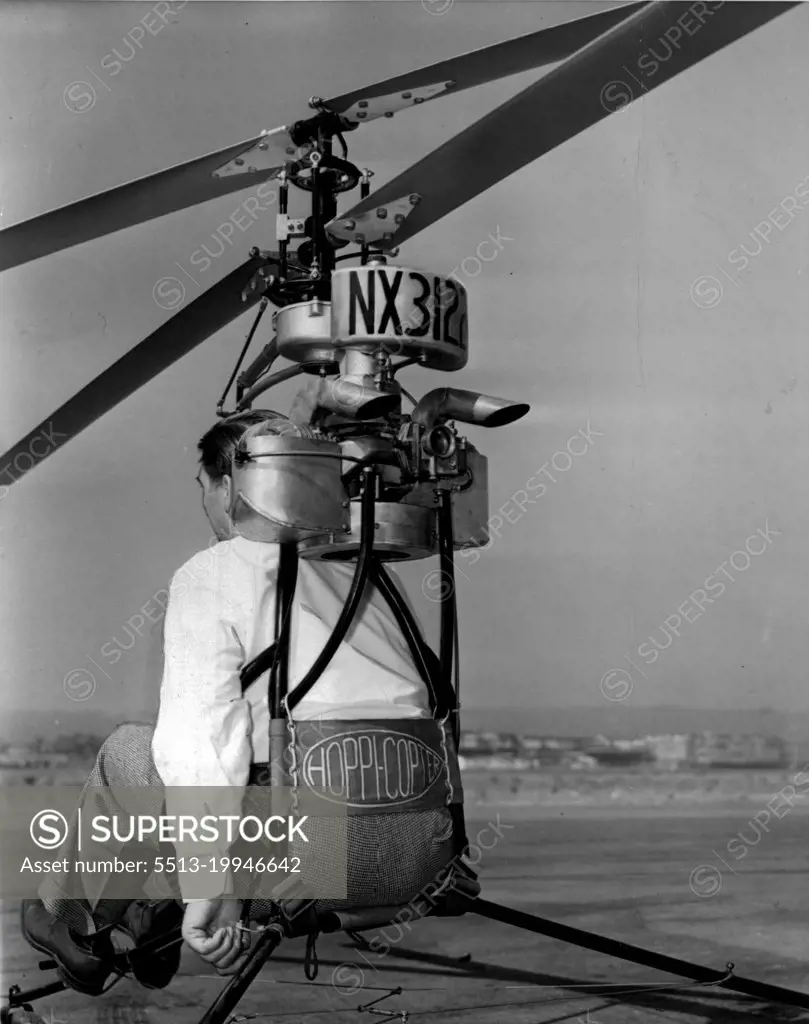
[234,157,244,166]
[357,112,367,120]
[384,111,394,118]
[394,214,405,225]
[409,194,420,205]
[258,142,268,151]
[376,208,388,219]
[286,147,296,155]
[402,92,412,100]
[359,100,369,108]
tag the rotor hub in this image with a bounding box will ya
[286,152,362,195]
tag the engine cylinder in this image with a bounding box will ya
[231,433,348,544]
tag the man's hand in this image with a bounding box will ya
[182,899,249,970]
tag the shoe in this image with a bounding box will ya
[20,899,115,997]
[118,899,184,990]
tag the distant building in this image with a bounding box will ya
[0,748,69,770]
[458,728,791,773]
[644,734,690,767]
[688,733,788,769]
[584,736,654,767]
[460,731,520,758]
[518,736,591,766]
[520,736,590,752]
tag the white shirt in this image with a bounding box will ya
[152,535,431,792]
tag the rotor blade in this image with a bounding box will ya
[322,2,649,123]
[0,135,291,273]
[327,1,799,249]
[0,4,646,273]
[0,255,276,485]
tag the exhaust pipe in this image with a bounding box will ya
[411,388,529,431]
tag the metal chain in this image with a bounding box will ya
[282,695,300,818]
[437,715,454,808]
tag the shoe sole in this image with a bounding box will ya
[21,926,109,997]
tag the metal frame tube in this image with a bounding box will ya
[236,334,278,403]
[197,924,285,1024]
[437,491,458,739]
[462,897,809,1011]
[235,364,305,411]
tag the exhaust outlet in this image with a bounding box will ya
[411,388,529,430]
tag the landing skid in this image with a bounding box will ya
[7,893,809,1024]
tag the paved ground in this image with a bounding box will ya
[3,809,809,1024]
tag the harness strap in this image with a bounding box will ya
[240,644,276,694]
[240,561,467,846]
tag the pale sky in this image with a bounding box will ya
[2,0,809,727]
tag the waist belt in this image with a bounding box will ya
[249,718,463,815]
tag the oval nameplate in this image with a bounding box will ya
[302,729,445,809]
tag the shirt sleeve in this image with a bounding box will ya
[142,613,165,712]
[151,564,252,899]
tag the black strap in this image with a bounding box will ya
[240,590,467,856]
[240,644,277,695]
[241,589,453,709]
[367,558,441,715]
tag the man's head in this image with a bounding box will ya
[196,411,280,540]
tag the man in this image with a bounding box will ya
[151,411,458,967]
[21,410,271,994]
[22,406,457,992]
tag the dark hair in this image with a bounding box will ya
[197,410,284,482]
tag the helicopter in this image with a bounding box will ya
[2,2,807,1023]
